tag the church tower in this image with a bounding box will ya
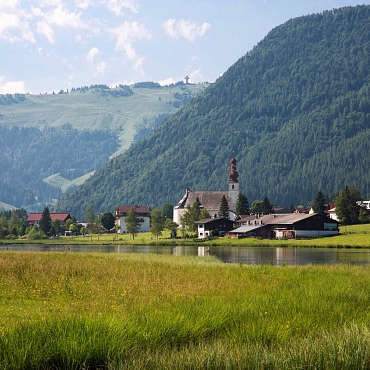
[228,156,239,216]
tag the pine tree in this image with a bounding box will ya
[313,190,326,214]
[236,192,249,216]
[39,206,52,235]
[335,186,362,225]
[218,195,230,219]
[261,195,273,215]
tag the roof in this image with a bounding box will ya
[116,205,150,215]
[174,189,229,211]
[231,212,338,233]
[195,217,235,224]
[26,213,71,222]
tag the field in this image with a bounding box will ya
[1,223,370,248]
[1,251,370,369]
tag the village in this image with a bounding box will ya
[22,156,370,241]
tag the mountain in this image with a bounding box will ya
[56,5,370,220]
[0,83,207,210]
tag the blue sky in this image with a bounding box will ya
[1,0,369,94]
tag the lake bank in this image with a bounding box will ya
[1,223,370,248]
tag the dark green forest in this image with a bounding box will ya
[54,5,369,219]
[0,124,118,209]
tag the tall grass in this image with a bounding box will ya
[1,252,370,368]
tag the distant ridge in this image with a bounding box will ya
[52,5,369,218]
[57,6,370,217]
[0,83,207,211]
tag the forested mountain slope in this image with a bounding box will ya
[56,5,370,220]
[0,83,206,211]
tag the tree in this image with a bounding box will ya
[150,209,164,239]
[51,218,62,236]
[161,204,173,220]
[101,211,115,231]
[335,186,362,225]
[250,200,263,215]
[126,207,141,239]
[39,207,52,235]
[85,204,98,234]
[164,218,178,238]
[313,190,326,214]
[236,192,249,216]
[180,198,202,234]
[218,195,229,219]
[261,195,273,215]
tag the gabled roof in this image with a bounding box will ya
[26,213,71,222]
[116,205,150,215]
[174,189,229,211]
[230,213,338,234]
[195,217,235,224]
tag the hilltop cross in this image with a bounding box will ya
[184,75,189,84]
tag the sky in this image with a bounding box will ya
[1,0,370,94]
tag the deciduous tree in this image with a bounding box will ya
[126,207,141,239]
[150,209,164,239]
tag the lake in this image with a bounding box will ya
[2,244,370,265]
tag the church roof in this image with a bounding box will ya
[175,189,230,211]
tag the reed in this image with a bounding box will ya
[1,252,370,368]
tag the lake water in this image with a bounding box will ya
[2,244,370,265]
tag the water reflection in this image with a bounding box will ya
[2,244,370,265]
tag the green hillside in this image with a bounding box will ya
[0,83,207,210]
[55,5,370,220]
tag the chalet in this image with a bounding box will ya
[26,213,72,227]
[228,213,339,239]
[115,205,150,233]
[195,217,236,239]
[173,156,240,225]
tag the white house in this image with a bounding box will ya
[115,205,150,233]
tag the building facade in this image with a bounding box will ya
[173,156,240,225]
[115,205,151,233]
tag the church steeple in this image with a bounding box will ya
[229,156,239,183]
[228,154,239,218]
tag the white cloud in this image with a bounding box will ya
[95,62,107,75]
[75,0,91,10]
[163,19,211,41]
[101,0,139,16]
[86,47,100,63]
[112,21,151,61]
[0,78,27,94]
[0,0,19,11]
[47,5,86,29]
[36,20,55,43]
[189,68,202,83]
[0,9,35,43]
[86,47,106,75]
[158,77,176,86]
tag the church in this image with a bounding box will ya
[173,156,240,225]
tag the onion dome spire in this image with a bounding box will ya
[229,155,239,183]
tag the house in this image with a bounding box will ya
[173,156,240,225]
[115,205,150,233]
[26,213,72,227]
[228,213,339,239]
[195,217,236,239]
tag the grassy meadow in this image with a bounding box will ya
[1,251,370,368]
